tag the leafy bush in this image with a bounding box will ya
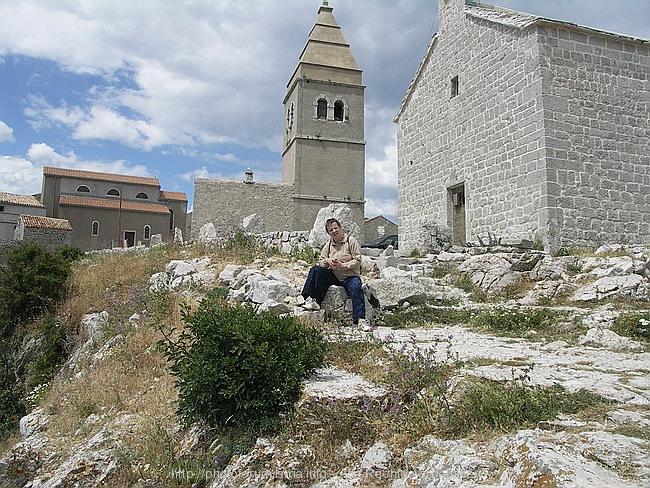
[0,351,24,436]
[27,316,68,389]
[0,243,81,438]
[288,245,319,264]
[160,298,327,428]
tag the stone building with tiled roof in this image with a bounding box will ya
[14,215,73,249]
[0,191,47,240]
[394,0,650,252]
[41,167,188,251]
[363,215,397,243]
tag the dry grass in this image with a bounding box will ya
[41,319,179,449]
[61,246,182,332]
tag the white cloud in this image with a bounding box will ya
[0,143,153,196]
[0,120,15,143]
[0,156,41,195]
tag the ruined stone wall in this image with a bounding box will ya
[192,178,295,238]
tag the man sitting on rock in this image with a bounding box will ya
[301,218,369,330]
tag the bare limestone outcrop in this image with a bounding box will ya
[2,240,649,487]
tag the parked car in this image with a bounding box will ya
[361,234,398,250]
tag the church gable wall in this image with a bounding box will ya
[397,3,650,253]
[397,15,546,252]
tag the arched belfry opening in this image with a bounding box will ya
[281,1,366,231]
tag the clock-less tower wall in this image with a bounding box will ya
[282,1,366,232]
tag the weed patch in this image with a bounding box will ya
[470,306,564,337]
[442,368,613,438]
[380,300,470,329]
[613,311,650,343]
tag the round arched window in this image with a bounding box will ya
[107,189,120,196]
[317,98,327,119]
[334,100,345,121]
[76,185,90,193]
[136,192,149,199]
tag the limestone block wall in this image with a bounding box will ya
[254,230,311,254]
[192,178,295,238]
[397,16,547,252]
[539,26,650,249]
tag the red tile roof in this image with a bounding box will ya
[44,166,160,187]
[0,192,45,208]
[159,190,188,202]
[59,196,171,214]
[21,215,73,231]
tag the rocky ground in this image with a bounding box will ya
[1,243,649,487]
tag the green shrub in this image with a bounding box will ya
[288,245,319,264]
[0,351,24,436]
[160,299,327,429]
[409,248,422,258]
[27,316,68,389]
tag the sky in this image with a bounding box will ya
[1,1,649,225]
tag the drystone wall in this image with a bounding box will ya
[16,227,72,249]
[192,178,295,239]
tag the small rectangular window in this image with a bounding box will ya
[0,206,4,212]
[451,75,459,98]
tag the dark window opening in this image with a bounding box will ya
[107,189,120,196]
[76,185,90,193]
[451,75,459,98]
[92,221,99,236]
[317,98,327,119]
[0,206,4,212]
[143,225,151,240]
[136,192,148,199]
[169,209,174,231]
[334,100,344,121]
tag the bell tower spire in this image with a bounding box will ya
[282,1,366,231]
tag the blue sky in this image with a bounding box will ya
[1,0,649,225]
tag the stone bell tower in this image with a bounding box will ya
[282,1,366,231]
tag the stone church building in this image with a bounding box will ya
[192,1,365,236]
[395,0,649,252]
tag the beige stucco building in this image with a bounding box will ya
[192,1,366,237]
[41,167,188,251]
